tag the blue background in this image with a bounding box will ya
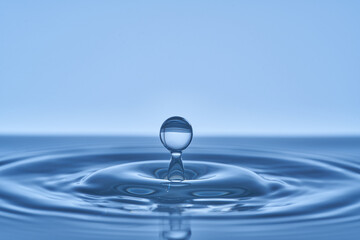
[1,0,359,136]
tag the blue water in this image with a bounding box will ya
[0,136,359,240]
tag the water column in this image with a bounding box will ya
[159,116,193,181]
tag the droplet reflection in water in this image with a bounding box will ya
[160,116,193,181]
[161,214,191,240]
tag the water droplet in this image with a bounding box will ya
[160,116,193,152]
[160,116,193,182]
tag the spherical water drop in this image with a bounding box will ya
[160,116,193,152]
[160,116,193,181]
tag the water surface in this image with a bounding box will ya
[0,136,359,240]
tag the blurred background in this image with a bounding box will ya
[0,0,359,136]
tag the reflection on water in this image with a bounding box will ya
[161,213,191,240]
[0,136,359,240]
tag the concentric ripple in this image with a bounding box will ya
[0,144,360,227]
[77,160,281,214]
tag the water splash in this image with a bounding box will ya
[160,116,193,181]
